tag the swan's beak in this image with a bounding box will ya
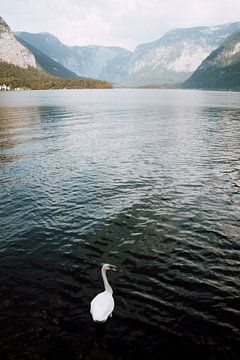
[100,263,118,271]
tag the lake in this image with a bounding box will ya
[0,89,240,360]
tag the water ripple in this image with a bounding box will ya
[0,89,240,359]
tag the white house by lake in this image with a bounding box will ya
[0,83,11,91]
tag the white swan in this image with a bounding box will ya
[90,263,117,323]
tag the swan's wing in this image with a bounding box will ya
[90,291,114,322]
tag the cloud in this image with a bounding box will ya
[1,0,240,49]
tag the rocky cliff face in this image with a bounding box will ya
[0,17,37,69]
[124,22,240,86]
[183,29,240,90]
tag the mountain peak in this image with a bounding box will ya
[0,16,10,32]
[0,17,37,69]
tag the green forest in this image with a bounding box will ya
[0,61,112,90]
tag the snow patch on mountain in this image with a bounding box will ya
[231,42,240,56]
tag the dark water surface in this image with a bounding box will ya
[0,89,240,360]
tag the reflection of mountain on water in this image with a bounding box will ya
[0,101,71,165]
[0,105,42,164]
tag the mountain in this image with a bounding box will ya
[0,17,37,69]
[71,45,132,83]
[123,22,240,86]
[0,17,112,90]
[15,31,82,75]
[183,30,240,91]
[16,31,132,82]
[0,17,78,79]
[16,22,240,86]
[16,36,79,78]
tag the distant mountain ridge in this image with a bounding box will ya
[16,36,79,78]
[71,45,132,83]
[3,16,240,88]
[16,31,132,83]
[124,22,240,86]
[0,17,112,90]
[183,29,240,90]
[16,22,240,86]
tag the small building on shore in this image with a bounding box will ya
[0,83,11,91]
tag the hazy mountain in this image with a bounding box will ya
[15,31,82,75]
[16,36,79,78]
[0,17,37,69]
[183,30,240,91]
[16,22,240,86]
[123,22,240,86]
[71,45,132,83]
[16,32,132,82]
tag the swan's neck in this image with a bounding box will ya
[101,268,112,293]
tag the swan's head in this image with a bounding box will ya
[101,263,117,272]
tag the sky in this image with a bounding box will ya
[1,0,240,50]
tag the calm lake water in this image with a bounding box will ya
[0,89,240,360]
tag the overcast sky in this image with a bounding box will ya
[1,0,240,50]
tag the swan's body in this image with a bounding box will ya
[90,291,114,323]
[90,263,117,323]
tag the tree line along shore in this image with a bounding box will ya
[0,61,112,90]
